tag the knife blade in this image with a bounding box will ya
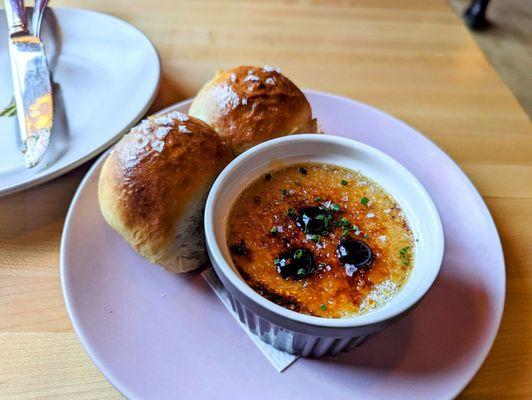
[4,0,53,168]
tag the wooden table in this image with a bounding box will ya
[1,0,530,398]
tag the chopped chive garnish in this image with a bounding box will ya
[281,189,287,196]
[361,197,369,206]
[310,234,320,242]
[400,246,411,266]
[271,226,278,235]
[399,246,410,255]
[287,207,296,217]
[274,258,280,266]
[364,234,369,239]
[299,167,308,175]
[341,179,348,185]
[297,268,306,276]
[315,197,322,202]
[319,262,326,268]
[294,249,303,259]
[320,304,327,311]
[336,217,352,229]
[0,102,17,118]
[330,203,341,212]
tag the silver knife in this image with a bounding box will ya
[4,0,53,168]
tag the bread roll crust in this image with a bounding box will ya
[189,66,318,155]
[99,112,233,272]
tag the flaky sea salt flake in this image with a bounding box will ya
[178,125,192,134]
[154,115,172,125]
[345,264,358,277]
[359,279,399,314]
[132,133,149,149]
[212,84,240,108]
[151,139,165,153]
[155,126,171,140]
[168,111,189,122]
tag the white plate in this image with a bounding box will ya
[0,8,160,196]
[62,92,505,399]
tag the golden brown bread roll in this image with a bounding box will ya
[98,111,233,273]
[189,66,318,156]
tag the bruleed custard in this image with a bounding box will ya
[227,163,414,318]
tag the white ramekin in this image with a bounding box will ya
[204,134,444,357]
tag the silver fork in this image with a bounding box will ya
[0,0,49,117]
[32,0,49,36]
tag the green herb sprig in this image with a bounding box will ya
[0,102,16,118]
[400,246,411,266]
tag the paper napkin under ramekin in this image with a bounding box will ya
[202,268,298,372]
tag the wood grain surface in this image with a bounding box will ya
[1,0,530,398]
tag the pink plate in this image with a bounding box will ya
[61,91,505,399]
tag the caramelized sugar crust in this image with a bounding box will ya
[227,163,414,318]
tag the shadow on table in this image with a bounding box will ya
[148,72,191,114]
[0,162,91,242]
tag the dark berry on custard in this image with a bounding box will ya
[337,238,372,272]
[293,207,333,235]
[274,248,315,279]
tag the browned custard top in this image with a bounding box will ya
[227,163,414,318]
